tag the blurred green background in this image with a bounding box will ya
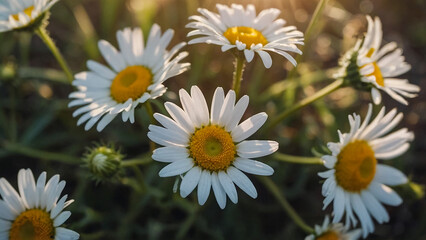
[0,0,425,239]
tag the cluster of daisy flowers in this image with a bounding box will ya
[0,0,421,239]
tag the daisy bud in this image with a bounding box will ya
[82,144,123,183]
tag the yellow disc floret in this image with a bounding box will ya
[110,66,152,103]
[366,47,375,58]
[367,62,385,87]
[334,140,377,192]
[361,48,385,87]
[316,230,339,240]
[12,6,34,21]
[223,26,268,49]
[10,209,55,240]
[189,125,236,171]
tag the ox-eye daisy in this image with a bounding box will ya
[319,104,413,237]
[0,0,58,32]
[0,168,79,239]
[339,15,419,105]
[69,25,190,131]
[148,86,278,208]
[305,215,362,240]
[186,4,304,68]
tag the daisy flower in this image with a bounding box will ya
[186,4,304,68]
[319,104,413,237]
[0,168,79,239]
[340,15,420,105]
[148,86,278,209]
[305,215,362,240]
[69,25,190,131]
[0,0,58,32]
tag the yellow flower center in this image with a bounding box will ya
[334,140,377,192]
[366,62,385,87]
[223,26,268,49]
[360,48,385,87]
[110,66,152,103]
[316,230,339,240]
[12,6,34,21]
[189,125,236,171]
[366,47,375,58]
[10,209,55,240]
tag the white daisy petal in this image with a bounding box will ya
[225,95,249,131]
[227,167,257,198]
[53,211,71,227]
[197,170,212,205]
[218,171,238,204]
[218,90,236,126]
[98,40,126,72]
[236,140,278,158]
[360,191,389,224]
[180,167,202,198]
[332,187,345,223]
[0,200,16,220]
[211,172,227,209]
[210,87,225,125]
[256,50,273,68]
[158,159,194,177]
[231,112,267,142]
[55,227,80,240]
[233,158,274,176]
[152,146,189,163]
[374,164,408,186]
[351,194,374,237]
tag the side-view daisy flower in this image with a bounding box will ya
[339,15,420,105]
[319,104,413,237]
[69,25,190,131]
[305,215,362,240]
[0,0,58,32]
[186,4,304,68]
[0,168,79,239]
[148,86,278,209]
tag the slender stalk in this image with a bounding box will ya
[35,27,73,83]
[232,56,245,97]
[268,78,344,131]
[121,158,152,167]
[1,141,80,164]
[273,152,323,165]
[9,86,17,142]
[260,177,314,234]
[285,0,329,106]
[144,101,156,152]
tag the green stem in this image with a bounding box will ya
[9,86,17,142]
[273,152,323,165]
[304,0,329,44]
[259,177,314,234]
[284,0,329,106]
[121,158,152,167]
[144,101,156,152]
[232,55,245,97]
[1,141,80,164]
[35,27,73,83]
[268,78,344,131]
